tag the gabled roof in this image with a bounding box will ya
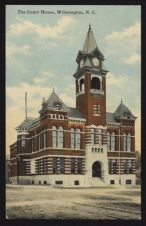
[114,100,136,120]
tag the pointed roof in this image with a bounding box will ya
[46,89,68,110]
[114,100,136,120]
[83,24,98,54]
[16,117,39,130]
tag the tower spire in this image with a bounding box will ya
[25,92,27,120]
[83,24,97,53]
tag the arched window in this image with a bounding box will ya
[52,126,57,148]
[111,132,116,151]
[58,126,64,148]
[91,128,95,145]
[123,133,126,151]
[71,128,75,149]
[76,128,81,149]
[80,78,84,92]
[91,77,100,90]
[127,133,131,152]
[107,132,111,151]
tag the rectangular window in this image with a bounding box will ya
[53,157,58,174]
[96,104,100,114]
[91,129,95,145]
[77,158,82,174]
[71,158,75,174]
[55,181,63,185]
[111,133,115,151]
[44,181,47,185]
[21,136,26,147]
[110,180,115,184]
[60,157,65,174]
[109,159,117,174]
[98,129,102,145]
[74,180,79,185]
[126,180,132,184]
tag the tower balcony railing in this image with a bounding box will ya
[90,89,104,95]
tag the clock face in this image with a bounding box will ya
[92,57,99,66]
[80,59,84,68]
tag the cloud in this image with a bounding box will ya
[122,54,141,65]
[8,16,76,38]
[6,43,30,59]
[105,22,141,55]
[106,72,127,87]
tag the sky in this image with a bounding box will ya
[6,5,141,154]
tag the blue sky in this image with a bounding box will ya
[6,5,141,153]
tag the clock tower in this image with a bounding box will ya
[73,25,108,126]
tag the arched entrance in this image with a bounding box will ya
[92,161,101,178]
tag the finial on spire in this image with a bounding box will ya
[121,99,123,103]
[53,87,54,92]
[89,24,91,31]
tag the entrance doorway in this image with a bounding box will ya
[92,161,101,177]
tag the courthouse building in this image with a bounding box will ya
[10,25,137,186]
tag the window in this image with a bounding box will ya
[52,126,57,148]
[38,135,40,150]
[91,128,95,145]
[53,157,58,174]
[98,129,102,145]
[76,129,81,149]
[77,159,82,174]
[107,132,111,151]
[124,160,133,174]
[21,136,26,147]
[96,104,100,114]
[60,157,65,174]
[43,131,47,148]
[123,133,126,151]
[123,133,132,151]
[74,180,79,185]
[55,181,63,185]
[44,181,47,185]
[39,181,41,185]
[110,180,115,184]
[71,128,75,149]
[109,159,117,174]
[71,158,75,174]
[127,133,131,151]
[111,132,116,151]
[80,78,84,92]
[31,137,34,152]
[126,180,131,184]
[58,126,64,148]
[91,77,100,90]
